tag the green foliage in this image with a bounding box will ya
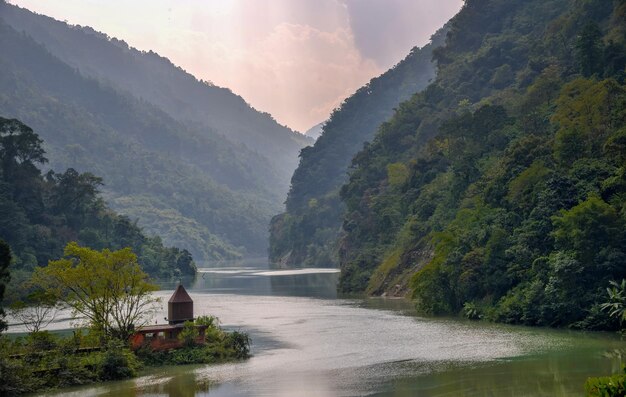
[96,344,139,381]
[0,332,139,395]
[463,302,482,320]
[585,366,626,397]
[334,0,626,331]
[225,331,251,359]
[0,6,311,262]
[177,321,200,348]
[33,243,159,342]
[195,315,220,328]
[601,280,626,325]
[136,318,250,367]
[0,240,10,332]
[0,318,250,394]
[577,22,604,77]
[0,118,196,303]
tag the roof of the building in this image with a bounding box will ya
[168,284,193,303]
[136,323,183,332]
[135,322,207,333]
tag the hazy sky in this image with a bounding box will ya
[10,0,463,132]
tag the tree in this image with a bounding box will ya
[601,279,626,326]
[9,290,59,333]
[0,239,11,332]
[576,22,603,78]
[0,118,47,171]
[33,242,159,341]
[551,195,623,264]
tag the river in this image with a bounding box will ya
[21,259,626,396]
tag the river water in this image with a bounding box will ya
[25,259,626,397]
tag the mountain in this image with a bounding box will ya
[304,123,324,140]
[0,3,312,186]
[269,28,446,267]
[338,0,626,330]
[0,2,311,261]
[0,117,195,302]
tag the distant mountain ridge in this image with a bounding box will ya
[304,123,324,140]
[0,3,312,186]
[0,2,311,261]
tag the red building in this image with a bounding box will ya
[130,284,208,350]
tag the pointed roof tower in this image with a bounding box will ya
[167,284,194,325]
[169,284,193,303]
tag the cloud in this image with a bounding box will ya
[342,0,464,69]
[176,22,381,131]
[9,0,463,131]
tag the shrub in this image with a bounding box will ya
[463,302,482,320]
[178,321,199,347]
[195,315,220,328]
[26,331,58,352]
[225,331,250,359]
[585,368,626,397]
[96,345,140,380]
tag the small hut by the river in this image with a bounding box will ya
[130,284,208,350]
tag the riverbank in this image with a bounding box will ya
[8,264,626,396]
[0,319,250,396]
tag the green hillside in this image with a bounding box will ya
[0,117,195,302]
[269,28,446,267]
[0,2,311,186]
[339,0,626,330]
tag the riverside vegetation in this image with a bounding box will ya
[0,117,196,302]
[271,1,626,394]
[0,118,249,395]
[0,243,250,396]
[273,0,626,332]
[338,0,626,331]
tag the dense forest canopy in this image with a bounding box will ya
[337,0,626,330]
[0,117,195,303]
[269,27,447,268]
[0,3,312,260]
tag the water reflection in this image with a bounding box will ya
[186,259,340,299]
[32,260,626,397]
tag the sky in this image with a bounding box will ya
[9,0,463,132]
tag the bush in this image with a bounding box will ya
[178,321,199,347]
[225,331,250,359]
[26,331,58,352]
[585,368,626,397]
[96,346,140,381]
[195,315,219,328]
[463,302,482,320]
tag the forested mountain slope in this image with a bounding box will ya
[0,19,281,260]
[339,0,626,330]
[0,2,311,185]
[0,117,195,302]
[269,28,446,267]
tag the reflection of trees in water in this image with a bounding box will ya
[269,273,339,299]
[603,348,626,373]
[390,350,621,397]
[134,370,212,397]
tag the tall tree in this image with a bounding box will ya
[33,242,159,341]
[0,239,11,332]
[0,117,47,180]
[576,22,603,78]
